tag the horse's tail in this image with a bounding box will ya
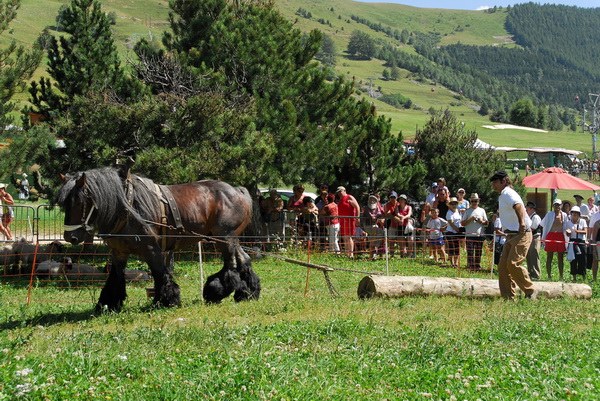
[238,185,263,241]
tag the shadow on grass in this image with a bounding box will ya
[0,308,97,331]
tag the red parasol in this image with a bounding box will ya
[522,167,600,190]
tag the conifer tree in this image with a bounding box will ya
[0,0,42,128]
[27,0,138,122]
[414,110,504,210]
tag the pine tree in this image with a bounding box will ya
[27,0,138,122]
[414,110,504,211]
[0,0,42,128]
[316,34,336,67]
[508,98,537,127]
[347,30,376,59]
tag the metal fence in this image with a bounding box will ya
[1,204,64,243]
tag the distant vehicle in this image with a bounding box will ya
[259,188,319,206]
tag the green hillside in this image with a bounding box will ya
[2,0,596,155]
[273,0,594,150]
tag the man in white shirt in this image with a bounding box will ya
[525,201,542,280]
[425,182,437,207]
[574,194,589,223]
[490,171,535,300]
[461,193,488,270]
[588,200,600,280]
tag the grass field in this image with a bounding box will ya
[2,244,600,399]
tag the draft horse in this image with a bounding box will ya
[56,167,260,311]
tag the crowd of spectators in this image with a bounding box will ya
[260,178,493,268]
[259,177,600,281]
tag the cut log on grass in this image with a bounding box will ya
[357,276,592,300]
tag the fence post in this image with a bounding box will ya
[384,227,389,275]
[198,241,204,295]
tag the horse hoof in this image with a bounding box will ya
[94,302,122,314]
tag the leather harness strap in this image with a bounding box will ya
[159,185,184,232]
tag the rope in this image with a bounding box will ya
[99,219,385,297]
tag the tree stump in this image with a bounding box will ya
[357,275,592,300]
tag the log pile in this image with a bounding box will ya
[357,275,592,300]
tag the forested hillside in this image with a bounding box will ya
[426,3,600,111]
[506,3,600,80]
[278,0,598,132]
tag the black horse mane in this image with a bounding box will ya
[56,167,162,235]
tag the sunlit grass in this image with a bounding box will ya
[2,250,600,399]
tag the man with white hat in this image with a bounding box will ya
[540,198,568,280]
[461,192,488,270]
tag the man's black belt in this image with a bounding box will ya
[505,229,531,234]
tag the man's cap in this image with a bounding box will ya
[470,193,480,200]
[526,201,537,209]
[448,197,459,204]
[0,183,5,189]
[389,191,398,198]
[571,205,581,214]
[432,182,438,187]
[368,195,378,202]
[553,198,562,206]
[399,194,408,201]
[489,170,508,182]
[335,186,345,193]
[574,194,584,199]
[457,188,465,193]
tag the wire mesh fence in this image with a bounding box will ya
[2,221,502,307]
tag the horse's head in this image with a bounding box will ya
[58,173,98,245]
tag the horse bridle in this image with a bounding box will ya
[63,186,98,234]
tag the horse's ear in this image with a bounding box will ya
[75,173,86,188]
[60,174,67,182]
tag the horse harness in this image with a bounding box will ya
[154,183,185,250]
[63,183,98,234]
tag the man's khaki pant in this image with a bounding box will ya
[499,231,535,299]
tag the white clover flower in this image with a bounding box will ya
[117,355,128,361]
[15,368,33,377]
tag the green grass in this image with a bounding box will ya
[2,247,600,399]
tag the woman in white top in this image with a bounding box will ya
[445,197,462,268]
[566,206,587,282]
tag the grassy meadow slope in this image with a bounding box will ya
[2,0,592,154]
[275,0,591,152]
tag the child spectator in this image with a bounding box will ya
[319,194,340,254]
[426,208,447,263]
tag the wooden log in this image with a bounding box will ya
[357,275,592,300]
